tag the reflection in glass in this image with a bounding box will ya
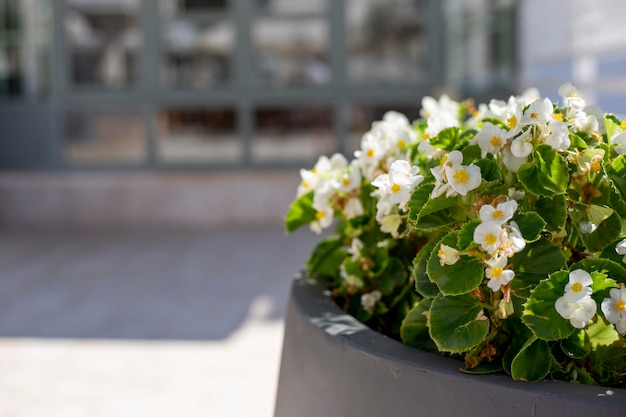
[161,20,234,88]
[253,18,330,86]
[160,0,229,17]
[349,103,420,153]
[346,0,429,85]
[65,0,142,89]
[253,106,334,163]
[156,108,240,163]
[64,111,145,163]
[256,0,328,15]
[0,0,51,97]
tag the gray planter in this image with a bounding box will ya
[275,277,626,417]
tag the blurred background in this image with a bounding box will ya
[0,0,625,415]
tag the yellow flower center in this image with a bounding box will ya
[438,248,444,257]
[453,168,469,184]
[507,115,517,129]
[490,136,502,147]
[491,267,503,278]
[423,133,430,140]
[493,209,503,220]
[301,180,309,189]
[342,177,350,187]
[616,300,626,312]
[391,182,401,194]
[485,234,497,246]
[439,154,449,169]
[553,112,563,121]
[530,112,539,120]
[621,120,626,130]
[366,148,375,158]
[590,161,601,173]
[571,282,583,292]
[397,139,406,149]
[315,211,326,220]
[311,168,317,174]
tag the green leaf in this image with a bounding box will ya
[400,298,438,352]
[589,343,626,384]
[569,133,589,150]
[376,258,408,295]
[605,113,622,140]
[461,363,504,374]
[534,195,567,231]
[511,337,552,381]
[428,293,490,353]
[413,238,440,298]
[601,239,626,269]
[305,236,347,278]
[560,329,590,359]
[586,317,620,348]
[509,237,567,291]
[608,156,626,199]
[415,195,465,231]
[512,211,546,242]
[456,220,480,251]
[427,232,484,296]
[570,258,626,286]
[430,127,460,151]
[285,191,317,233]
[522,271,576,341]
[575,211,622,253]
[473,158,503,182]
[517,145,570,197]
[407,182,435,224]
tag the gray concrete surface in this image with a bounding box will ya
[0,226,321,417]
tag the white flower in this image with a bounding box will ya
[343,197,364,219]
[331,163,361,193]
[379,213,402,238]
[425,112,460,139]
[479,200,518,225]
[361,290,382,313]
[473,221,503,254]
[611,131,626,155]
[616,239,626,263]
[347,238,364,262]
[438,244,460,266]
[499,221,526,257]
[563,269,594,302]
[555,295,597,329]
[473,122,509,157]
[510,129,534,158]
[355,130,386,179]
[340,264,363,288]
[543,120,571,152]
[420,94,460,119]
[310,204,333,234]
[372,160,424,210]
[520,98,553,127]
[601,288,626,335]
[502,147,528,173]
[437,151,481,197]
[485,255,515,292]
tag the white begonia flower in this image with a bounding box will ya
[500,221,526,257]
[420,94,460,119]
[347,237,364,262]
[508,187,525,201]
[601,287,626,335]
[479,200,518,225]
[543,120,571,152]
[555,295,597,329]
[563,269,594,302]
[485,255,515,292]
[438,244,460,266]
[578,113,599,134]
[361,290,382,314]
[510,128,534,158]
[611,131,626,155]
[616,239,626,263]
[297,154,332,196]
[372,160,424,209]
[502,147,528,173]
[343,197,364,219]
[355,130,386,179]
[379,213,403,238]
[520,98,553,127]
[310,204,334,235]
[425,112,460,139]
[444,162,481,196]
[473,122,509,157]
[558,82,587,119]
[577,149,605,174]
[331,163,361,193]
[473,221,504,254]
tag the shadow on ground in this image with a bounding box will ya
[0,227,320,340]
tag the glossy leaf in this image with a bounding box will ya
[285,191,317,233]
[400,298,437,352]
[510,337,552,381]
[512,211,546,242]
[413,238,440,298]
[429,293,490,353]
[534,195,567,231]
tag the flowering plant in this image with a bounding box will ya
[285,84,626,386]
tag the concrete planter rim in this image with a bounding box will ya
[275,277,626,417]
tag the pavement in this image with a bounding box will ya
[0,226,321,417]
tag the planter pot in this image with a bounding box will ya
[275,277,626,417]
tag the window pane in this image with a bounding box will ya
[256,0,328,15]
[160,0,229,18]
[156,108,240,163]
[253,106,334,163]
[346,0,430,85]
[349,103,420,154]
[65,0,142,89]
[0,0,51,97]
[252,18,330,86]
[161,19,234,89]
[65,111,145,163]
